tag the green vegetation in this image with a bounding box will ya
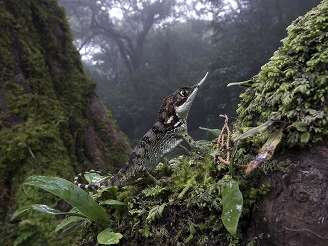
[14,144,249,245]
[13,176,123,245]
[235,0,328,147]
[2,0,327,245]
[0,0,128,245]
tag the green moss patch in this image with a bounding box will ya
[236,1,328,147]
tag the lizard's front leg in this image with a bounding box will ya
[179,132,205,154]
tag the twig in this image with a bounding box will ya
[215,114,231,165]
[28,147,36,159]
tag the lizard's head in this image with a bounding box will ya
[158,73,208,128]
[174,72,208,120]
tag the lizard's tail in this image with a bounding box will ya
[73,164,144,191]
[73,168,127,191]
[73,170,110,191]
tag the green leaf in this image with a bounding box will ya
[291,121,307,132]
[184,222,196,243]
[220,176,243,235]
[23,176,109,224]
[99,199,126,207]
[146,203,166,223]
[142,185,168,197]
[97,228,123,245]
[199,127,220,137]
[11,204,84,221]
[178,178,196,199]
[235,119,274,141]
[300,132,311,143]
[55,216,86,234]
[31,204,65,215]
[11,206,31,221]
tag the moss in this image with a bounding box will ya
[0,0,128,245]
[76,144,270,246]
[236,0,328,147]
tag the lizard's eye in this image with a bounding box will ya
[179,89,188,97]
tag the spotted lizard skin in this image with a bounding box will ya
[109,92,189,187]
[75,76,207,189]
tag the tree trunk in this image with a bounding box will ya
[0,0,129,245]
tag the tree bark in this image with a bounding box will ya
[0,0,129,245]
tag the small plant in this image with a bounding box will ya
[12,176,124,245]
[219,175,243,235]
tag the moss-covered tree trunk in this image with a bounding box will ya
[236,1,328,245]
[0,0,129,245]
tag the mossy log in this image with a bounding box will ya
[0,0,129,245]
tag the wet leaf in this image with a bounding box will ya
[11,204,85,221]
[220,176,243,235]
[55,216,86,234]
[24,176,109,224]
[97,228,123,245]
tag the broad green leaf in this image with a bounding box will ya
[11,204,84,221]
[24,176,109,224]
[220,176,243,235]
[146,203,166,223]
[99,199,126,207]
[97,228,123,245]
[55,216,86,234]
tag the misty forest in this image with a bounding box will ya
[0,0,327,245]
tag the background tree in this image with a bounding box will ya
[59,0,175,77]
[59,0,321,142]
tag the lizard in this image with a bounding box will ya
[75,72,208,189]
